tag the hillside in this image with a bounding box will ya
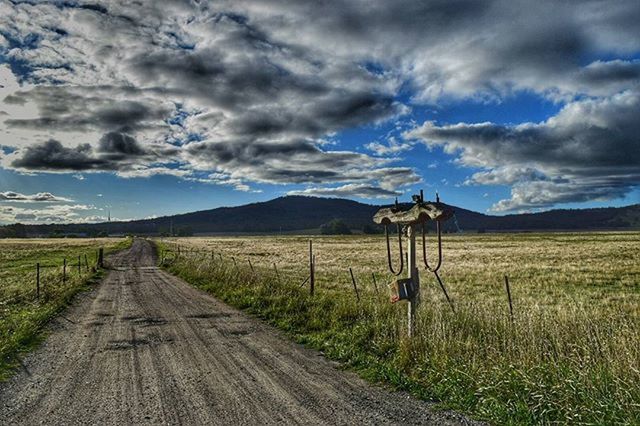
[1,196,639,237]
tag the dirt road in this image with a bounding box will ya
[0,239,476,425]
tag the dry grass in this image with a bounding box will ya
[162,232,640,424]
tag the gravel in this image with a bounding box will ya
[0,239,481,425]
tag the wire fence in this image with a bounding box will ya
[157,239,522,319]
[0,248,104,314]
[158,241,413,304]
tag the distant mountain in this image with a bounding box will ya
[1,196,639,237]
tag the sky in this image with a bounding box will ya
[0,0,639,224]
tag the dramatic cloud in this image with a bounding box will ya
[0,191,72,202]
[406,91,640,211]
[0,0,639,208]
[9,139,112,171]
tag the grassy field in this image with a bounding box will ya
[0,237,130,378]
[160,232,640,425]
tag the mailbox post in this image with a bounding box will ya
[406,224,419,337]
[373,190,453,337]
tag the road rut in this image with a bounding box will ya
[0,239,476,425]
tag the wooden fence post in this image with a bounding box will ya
[36,262,40,301]
[273,263,281,285]
[349,267,360,302]
[309,240,315,296]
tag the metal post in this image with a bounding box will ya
[407,225,420,337]
[36,262,40,301]
[309,240,315,296]
[505,275,514,323]
[349,267,360,302]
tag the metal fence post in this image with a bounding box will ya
[36,262,40,301]
[309,240,315,296]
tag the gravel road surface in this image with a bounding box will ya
[0,239,479,425]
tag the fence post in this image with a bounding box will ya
[273,263,281,285]
[372,272,379,294]
[36,262,40,301]
[63,258,67,284]
[309,240,315,296]
[505,275,514,323]
[84,254,89,271]
[98,248,104,268]
[349,267,360,302]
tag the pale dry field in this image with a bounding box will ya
[163,232,640,312]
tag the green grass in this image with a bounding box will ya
[0,237,131,379]
[159,232,640,425]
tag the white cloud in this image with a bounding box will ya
[0,191,73,202]
[0,203,99,224]
[406,91,640,210]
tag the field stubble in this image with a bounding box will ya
[162,232,640,424]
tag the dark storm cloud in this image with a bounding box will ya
[10,139,113,171]
[8,136,177,173]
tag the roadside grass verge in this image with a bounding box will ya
[0,237,132,379]
[158,234,640,425]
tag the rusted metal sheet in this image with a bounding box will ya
[373,201,454,226]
